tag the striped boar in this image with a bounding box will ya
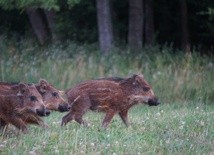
[61,74,160,128]
[0,83,47,133]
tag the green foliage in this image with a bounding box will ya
[0,0,59,10]
[0,0,82,10]
[0,0,14,10]
[67,0,81,8]
[57,0,97,42]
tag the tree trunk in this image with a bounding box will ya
[44,9,58,41]
[26,7,48,45]
[180,0,190,53]
[128,0,143,52]
[96,0,113,54]
[145,0,154,45]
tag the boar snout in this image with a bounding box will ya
[58,103,71,112]
[148,97,160,106]
[36,107,48,116]
[45,109,51,116]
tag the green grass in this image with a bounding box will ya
[1,104,214,155]
[0,39,214,154]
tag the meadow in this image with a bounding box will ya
[0,39,214,154]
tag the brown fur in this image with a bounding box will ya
[0,83,46,133]
[0,79,70,112]
[35,79,70,112]
[0,79,69,132]
[62,74,160,128]
[17,108,47,127]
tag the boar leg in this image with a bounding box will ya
[22,114,46,128]
[102,110,116,128]
[8,117,28,134]
[62,95,90,126]
[0,119,9,135]
[74,112,87,126]
[72,96,90,126]
[61,111,75,126]
[74,105,90,126]
[119,110,129,127]
[0,118,7,130]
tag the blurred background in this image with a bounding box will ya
[0,0,213,104]
[0,0,213,53]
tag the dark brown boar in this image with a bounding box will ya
[0,79,69,131]
[0,83,47,133]
[0,82,50,131]
[61,74,160,128]
[0,79,70,112]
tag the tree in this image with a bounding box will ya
[0,0,80,44]
[0,0,213,52]
[26,7,49,45]
[44,9,58,41]
[96,0,114,53]
[145,0,154,45]
[128,0,143,52]
[180,0,190,53]
[0,0,59,44]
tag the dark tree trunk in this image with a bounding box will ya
[26,7,48,45]
[128,0,143,52]
[44,10,58,41]
[180,0,190,53]
[145,0,154,45]
[96,0,113,54]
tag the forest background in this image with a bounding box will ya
[0,0,213,54]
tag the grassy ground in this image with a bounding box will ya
[1,103,214,155]
[0,40,214,154]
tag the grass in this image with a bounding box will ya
[1,104,214,154]
[0,38,214,154]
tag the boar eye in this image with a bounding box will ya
[30,96,37,101]
[143,87,150,92]
[52,92,58,97]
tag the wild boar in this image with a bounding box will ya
[0,79,70,112]
[35,79,70,112]
[0,79,70,132]
[0,83,48,133]
[61,74,160,128]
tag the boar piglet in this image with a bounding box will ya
[0,79,70,112]
[0,83,47,133]
[35,79,70,112]
[61,74,160,128]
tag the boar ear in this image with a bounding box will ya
[132,74,144,79]
[131,74,139,86]
[39,79,48,93]
[132,74,144,86]
[132,74,138,79]
[39,79,48,86]
[17,83,27,96]
[59,90,65,96]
